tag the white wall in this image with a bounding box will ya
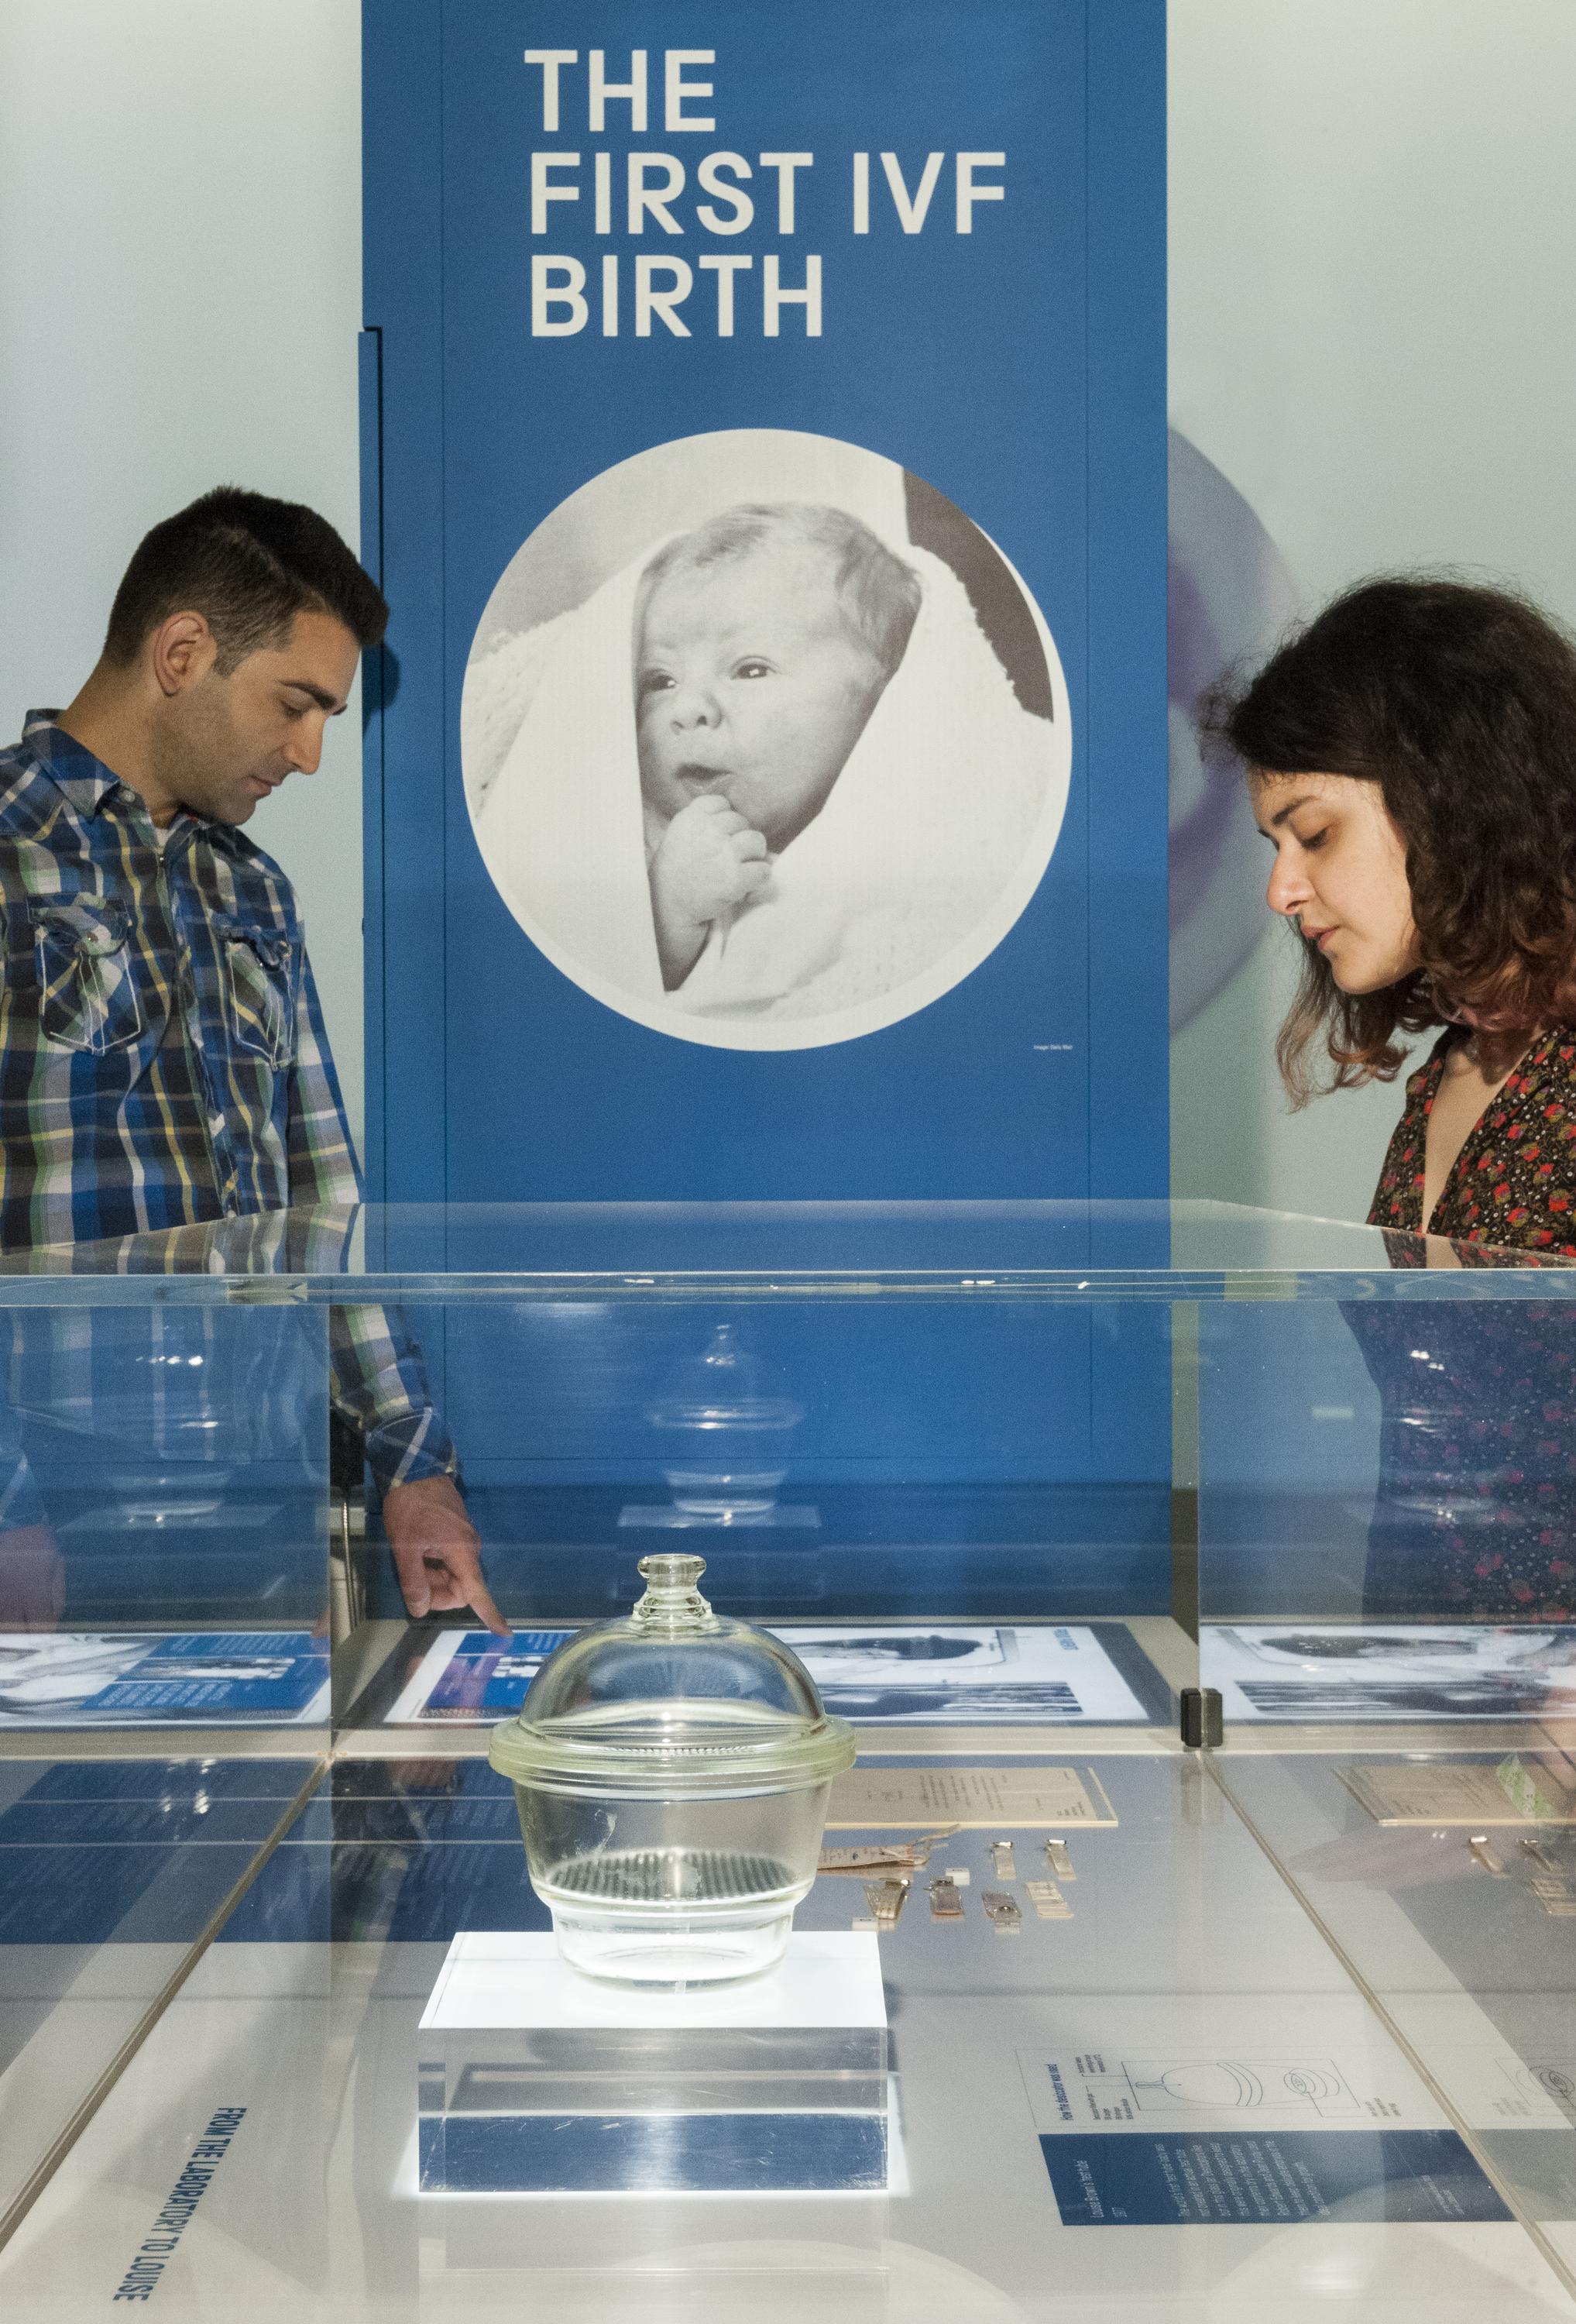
[1169,0,1576,1216]
[0,1,366,1147]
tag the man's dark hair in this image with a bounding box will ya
[103,485,388,674]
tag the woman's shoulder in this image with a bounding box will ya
[1511,1030,1576,1098]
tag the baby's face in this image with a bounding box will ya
[636,543,890,850]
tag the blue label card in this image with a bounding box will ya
[0,1631,328,1728]
[1040,2129,1513,2228]
[363,0,1166,1201]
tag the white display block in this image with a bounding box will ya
[417,1931,889,2195]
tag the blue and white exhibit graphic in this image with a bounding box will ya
[464,431,1070,1048]
[1201,1624,1576,1724]
[0,1632,329,1726]
[365,0,1166,1198]
[385,1622,1148,1725]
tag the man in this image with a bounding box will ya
[0,485,505,1634]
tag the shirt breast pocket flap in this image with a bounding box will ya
[32,896,144,1054]
[221,919,299,1067]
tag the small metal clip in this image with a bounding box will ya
[988,1840,1018,1882]
[1025,1879,1073,1921]
[928,1876,965,1920]
[1044,1839,1074,1880]
[1468,1834,1509,1877]
[861,1877,910,1929]
[981,1889,1022,1933]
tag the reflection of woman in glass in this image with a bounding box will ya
[1212,581,1576,1621]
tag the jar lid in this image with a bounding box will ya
[644,1323,805,1433]
[487,1554,856,1799]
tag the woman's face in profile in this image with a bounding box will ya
[1252,770,1418,994]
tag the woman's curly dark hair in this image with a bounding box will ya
[1205,577,1576,1105]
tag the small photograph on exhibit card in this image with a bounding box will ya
[383,1630,578,1724]
[1202,1623,1576,1724]
[383,1622,1149,1727]
[0,1632,329,1727]
[778,1624,1149,1724]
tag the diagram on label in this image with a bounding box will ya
[1073,2057,1358,2123]
[1020,2041,1425,2134]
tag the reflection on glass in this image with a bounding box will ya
[1349,1279,1576,1624]
[645,1322,805,1522]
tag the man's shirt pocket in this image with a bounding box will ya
[29,896,146,1054]
[218,916,299,1067]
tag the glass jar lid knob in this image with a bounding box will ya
[630,1553,718,1634]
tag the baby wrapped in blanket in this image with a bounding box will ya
[474,500,1053,1027]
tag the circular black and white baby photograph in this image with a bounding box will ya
[462,428,1070,1049]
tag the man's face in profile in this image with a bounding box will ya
[165,610,360,825]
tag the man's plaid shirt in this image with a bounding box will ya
[0,711,455,1504]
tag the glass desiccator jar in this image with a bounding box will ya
[488,1554,856,1985]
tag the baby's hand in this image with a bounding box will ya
[649,794,770,988]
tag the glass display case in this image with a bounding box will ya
[0,1202,1573,2319]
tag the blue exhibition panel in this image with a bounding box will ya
[359,1,1171,1597]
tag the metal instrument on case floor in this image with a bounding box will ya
[860,1878,911,1928]
[928,1875,965,1920]
[988,1840,1018,1882]
[818,1827,960,1875]
[981,1889,1022,1933]
[1044,1838,1075,1880]
[1025,1879,1073,1921]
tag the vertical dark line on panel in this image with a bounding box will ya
[358,323,387,1200]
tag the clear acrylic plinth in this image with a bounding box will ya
[417,1930,888,2195]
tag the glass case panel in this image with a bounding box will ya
[1197,1267,1576,1747]
[0,1280,331,1748]
[0,1203,1574,2302]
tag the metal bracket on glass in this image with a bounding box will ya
[1179,1686,1224,1750]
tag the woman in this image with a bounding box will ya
[1213,578,1576,1621]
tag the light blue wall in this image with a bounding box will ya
[1169,0,1576,1219]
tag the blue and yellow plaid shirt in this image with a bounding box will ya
[0,711,455,1502]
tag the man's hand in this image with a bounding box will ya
[382,1475,509,1636]
[0,1525,65,1631]
[649,794,771,988]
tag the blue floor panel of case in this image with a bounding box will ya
[0,1842,276,1945]
[218,1840,549,1945]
